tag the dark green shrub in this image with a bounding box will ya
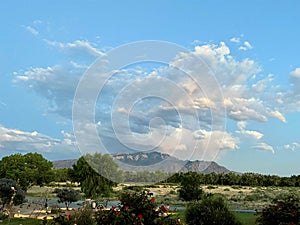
[179,172,203,201]
[244,193,261,201]
[122,185,144,192]
[185,196,242,225]
[53,188,61,193]
[0,178,26,212]
[256,194,300,225]
[169,190,176,195]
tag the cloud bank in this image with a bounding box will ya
[11,39,300,161]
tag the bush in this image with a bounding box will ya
[53,188,61,194]
[95,191,181,225]
[73,207,96,225]
[169,190,176,195]
[244,193,261,201]
[57,188,79,210]
[0,178,26,213]
[185,196,242,225]
[122,185,145,192]
[46,208,96,225]
[179,172,203,201]
[256,194,300,225]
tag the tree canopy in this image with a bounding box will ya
[0,153,54,190]
[178,172,203,201]
[57,188,79,210]
[69,153,119,198]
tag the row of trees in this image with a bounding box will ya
[0,152,119,215]
[165,171,300,187]
[0,152,119,199]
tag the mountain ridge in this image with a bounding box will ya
[52,151,233,174]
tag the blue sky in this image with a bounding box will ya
[1,1,300,176]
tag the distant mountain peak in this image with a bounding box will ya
[113,151,171,166]
[112,151,232,174]
[52,151,234,174]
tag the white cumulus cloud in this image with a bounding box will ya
[284,142,300,151]
[236,121,264,139]
[290,68,300,78]
[23,25,39,36]
[239,41,253,51]
[0,125,78,158]
[44,39,104,57]
[253,142,275,153]
[15,40,297,160]
[268,110,287,123]
[230,37,240,43]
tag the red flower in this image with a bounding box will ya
[137,214,143,219]
[124,205,129,210]
[111,206,116,211]
[292,210,297,216]
[150,197,155,203]
[161,204,167,212]
[114,211,120,216]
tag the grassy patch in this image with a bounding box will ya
[234,212,257,225]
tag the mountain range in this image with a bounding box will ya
[53,151,232,174]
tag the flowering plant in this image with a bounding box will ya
[257,194,300,225]
[95,191,181,225]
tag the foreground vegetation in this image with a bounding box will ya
[1,152,300,225]
[1,182,299,225]
[2,193,299,225]
[0,214,259,225]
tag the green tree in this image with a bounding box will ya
[179,172,203,201]
[185,196,242,225]
[0,178,25,212]
[53,168,71,182]
[69,153,119,198]
[23,152,54,186]
[0,153,53,190]
[57,188,79,210]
